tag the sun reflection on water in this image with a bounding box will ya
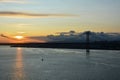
[13,48,26,80]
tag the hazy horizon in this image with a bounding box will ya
[0,30,120,43]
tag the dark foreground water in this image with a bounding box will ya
[0,46,120,80]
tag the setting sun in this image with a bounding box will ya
[14,36,24,40]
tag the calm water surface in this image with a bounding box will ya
[0,46,120,80]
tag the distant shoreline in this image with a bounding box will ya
[0,41,120,50]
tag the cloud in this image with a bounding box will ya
[0,34,16,40]
[28,31,120,43]
[0,0,26,4]
[0,11,74,18]
[0,34,9,39]
[17,32,26,34]
[17,24,31,26]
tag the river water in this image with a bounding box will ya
[0,46,120,80]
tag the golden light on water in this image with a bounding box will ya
[12,48,26,80]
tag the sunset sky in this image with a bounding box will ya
[0,0,120,43]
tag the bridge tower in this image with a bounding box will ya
[85,31,90,53]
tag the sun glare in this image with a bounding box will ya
[14,36,24,40]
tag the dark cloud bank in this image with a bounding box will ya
[28,31,120,43]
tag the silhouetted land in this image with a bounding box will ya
[0,41,120,50]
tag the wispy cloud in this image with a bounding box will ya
[1,34,10,39]
[0,0,26,4]
[0,11,74,18]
